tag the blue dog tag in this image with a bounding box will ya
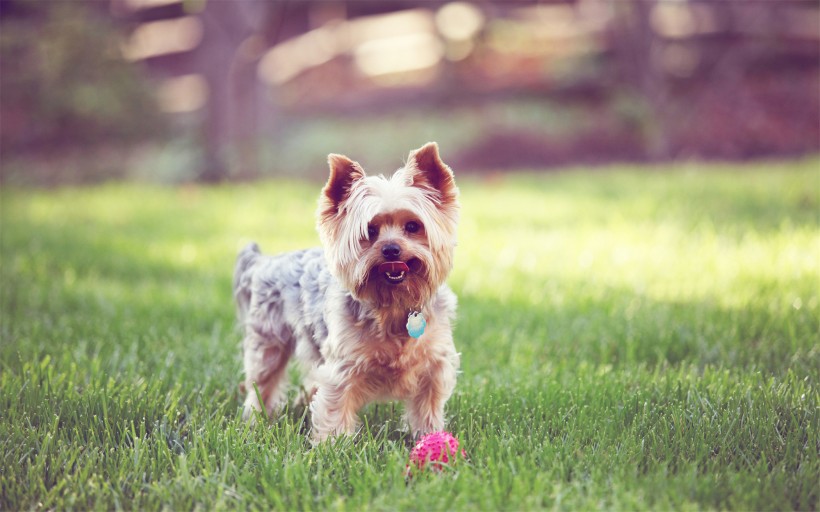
[406,311,426,339]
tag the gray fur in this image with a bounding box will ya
[234,244,332,365]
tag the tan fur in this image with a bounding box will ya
[307,288,459,441]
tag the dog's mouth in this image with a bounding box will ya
[379,261,409,284]
[377,259,422,284]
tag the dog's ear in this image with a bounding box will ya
[407,142,457,203]
[323,154,365,212]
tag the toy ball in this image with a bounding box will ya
[408,431,465,472]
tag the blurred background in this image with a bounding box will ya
[1,0,817,185]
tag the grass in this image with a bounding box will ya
[1,158,818,510]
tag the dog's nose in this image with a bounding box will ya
[381,243,401,261]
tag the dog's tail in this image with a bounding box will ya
[233,242,261,323]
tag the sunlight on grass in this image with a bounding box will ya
[454,161,819,309]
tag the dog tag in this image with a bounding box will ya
[406,311,426,339]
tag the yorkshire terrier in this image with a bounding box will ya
[234,142,460,442]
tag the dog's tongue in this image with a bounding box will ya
[378,261,409,274]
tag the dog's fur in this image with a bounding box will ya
[234,142,460,442]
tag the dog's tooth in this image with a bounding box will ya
[384,270,406,281]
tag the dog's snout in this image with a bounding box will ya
[381,243,401,261]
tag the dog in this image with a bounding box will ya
[234,142,460,442]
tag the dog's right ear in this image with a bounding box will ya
[322,154,366,214]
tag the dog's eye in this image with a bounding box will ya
[367,224,379,240]
[405,221,421,234]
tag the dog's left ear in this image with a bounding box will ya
[407,142,458,203]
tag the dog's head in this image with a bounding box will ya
[317,142,459,309]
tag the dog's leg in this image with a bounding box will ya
[309,366,370,443]
[405,361,457,437]
[242,332,292,422]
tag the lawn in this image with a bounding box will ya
[1,159,818,510]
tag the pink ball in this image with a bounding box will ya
[408,431,466,472]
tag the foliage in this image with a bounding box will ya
[0,0,165,155]
[1,160,818,509]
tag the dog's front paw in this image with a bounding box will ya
[242,395,266,424]
[309,424,361,445]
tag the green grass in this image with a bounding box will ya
[1,159,818,510]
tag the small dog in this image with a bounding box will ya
[234,142,460,442]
